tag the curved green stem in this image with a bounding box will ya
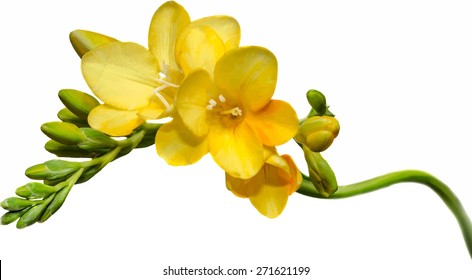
[298,169,472,259]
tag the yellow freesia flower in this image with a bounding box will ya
[226,152,302,218]
[155,46,299,179]
[80,1,240,136]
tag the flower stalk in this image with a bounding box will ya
[297,169,472,259]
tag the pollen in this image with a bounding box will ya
[206,98,217,110]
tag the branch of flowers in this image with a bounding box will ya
[297,169,472,259]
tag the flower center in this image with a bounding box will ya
[206,94,243,124]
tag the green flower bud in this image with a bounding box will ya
[45,140,96,158]
[70,29,118,58]
[58,89,100,120]
[16,201,50,229]
[1,197,38,211]
[306,89,327,115]
[295,116,340,152]
[41,121,87,145]
[302,145,338,197]
[40,186,72,223]
[16,182,57,199]
[78,128,117,152]
[25,160,81,181]
[1,208,30,225]
[57,108,89,127]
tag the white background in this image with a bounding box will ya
[1,0,472,279]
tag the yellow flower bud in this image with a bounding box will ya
[69,29,118,58]
[295,116,340,152]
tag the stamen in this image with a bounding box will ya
[206,99,217,110]
[221,107,242,117]
[157,78,180,88]
[218,95,226,103]
[153,88,170,109]
[153,74,180,110]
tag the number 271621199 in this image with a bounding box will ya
[256,266,310,276]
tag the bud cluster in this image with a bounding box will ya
[296,90,340,197]
[1,87,155,228]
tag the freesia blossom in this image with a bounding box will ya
[81,1,240,136]
[226,152,302,218]
[155,46,299,179]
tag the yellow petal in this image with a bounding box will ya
[138,92,176,120]
[88,104,144,136]
[225,173,256,198]
[176,70,213,137]
[245,100,299,146]
[265,153,290,174]
[214,46,277,112]
[155,117,208,166]
[175,25,226,76]
[249,176,290,218]
[209,121,263,179]
[280,155,302,194]
[227,153,300,218]
[69,29,118,58]
[250,157,299,218]
[148,1,190,74]
[81,42,159,110]
[137,99,166,120]
[190,16,240,50]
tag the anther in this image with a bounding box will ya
[221,107,242,117]
[206,99,217,110]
